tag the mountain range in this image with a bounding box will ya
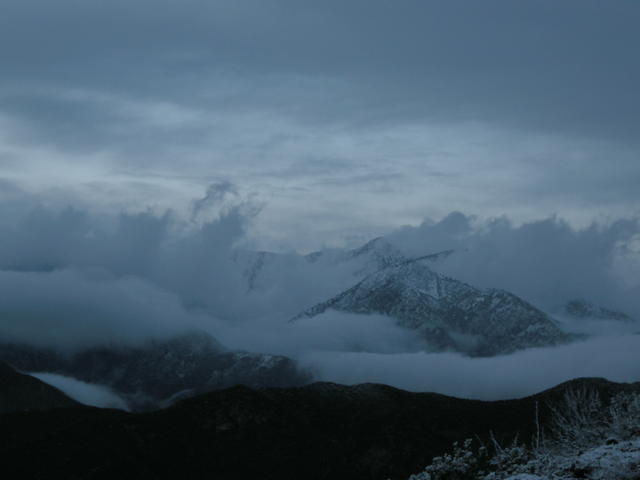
[0,332,310,410]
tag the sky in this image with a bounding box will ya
[1,0,639,251]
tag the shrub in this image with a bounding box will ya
[407,439,489,480]
[546,388,608,451]
[548,388,640,452]
[407,437,536,480]
[608,391,640,441]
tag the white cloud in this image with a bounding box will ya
[30,372,130,410]
[300,334,640,400]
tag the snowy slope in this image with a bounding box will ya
[292,259,571,356]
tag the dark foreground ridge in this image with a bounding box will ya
[1,373,638,480]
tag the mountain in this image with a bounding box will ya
[1,377,637,480]
[0,331,312,410]
[292,259,572,356]
[0,360,79,413]
[564,299,634,322]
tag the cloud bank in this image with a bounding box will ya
[300,334,640,400]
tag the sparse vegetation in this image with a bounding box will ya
[408,389,640,480]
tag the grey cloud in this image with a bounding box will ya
[1,190,638,331]
[0,269,207,351]
[300,334,640,400]
[0,92,125,152]
[215,311,427,359]
[191,180,239,220]
[30,372,130,410]
[0,186,254,319]
[2,0,638,141]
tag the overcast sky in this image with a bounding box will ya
[1,0,639,250]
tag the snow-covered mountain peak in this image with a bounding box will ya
[292,259,572,356]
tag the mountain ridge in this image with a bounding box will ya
[1,376,638,480]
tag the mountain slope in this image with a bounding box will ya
[0,360,79,413]
[0,332,311,410]
[293,260,571,356]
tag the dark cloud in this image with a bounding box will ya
[2,0,638,139]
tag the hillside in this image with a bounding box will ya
[1,377,638,479]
